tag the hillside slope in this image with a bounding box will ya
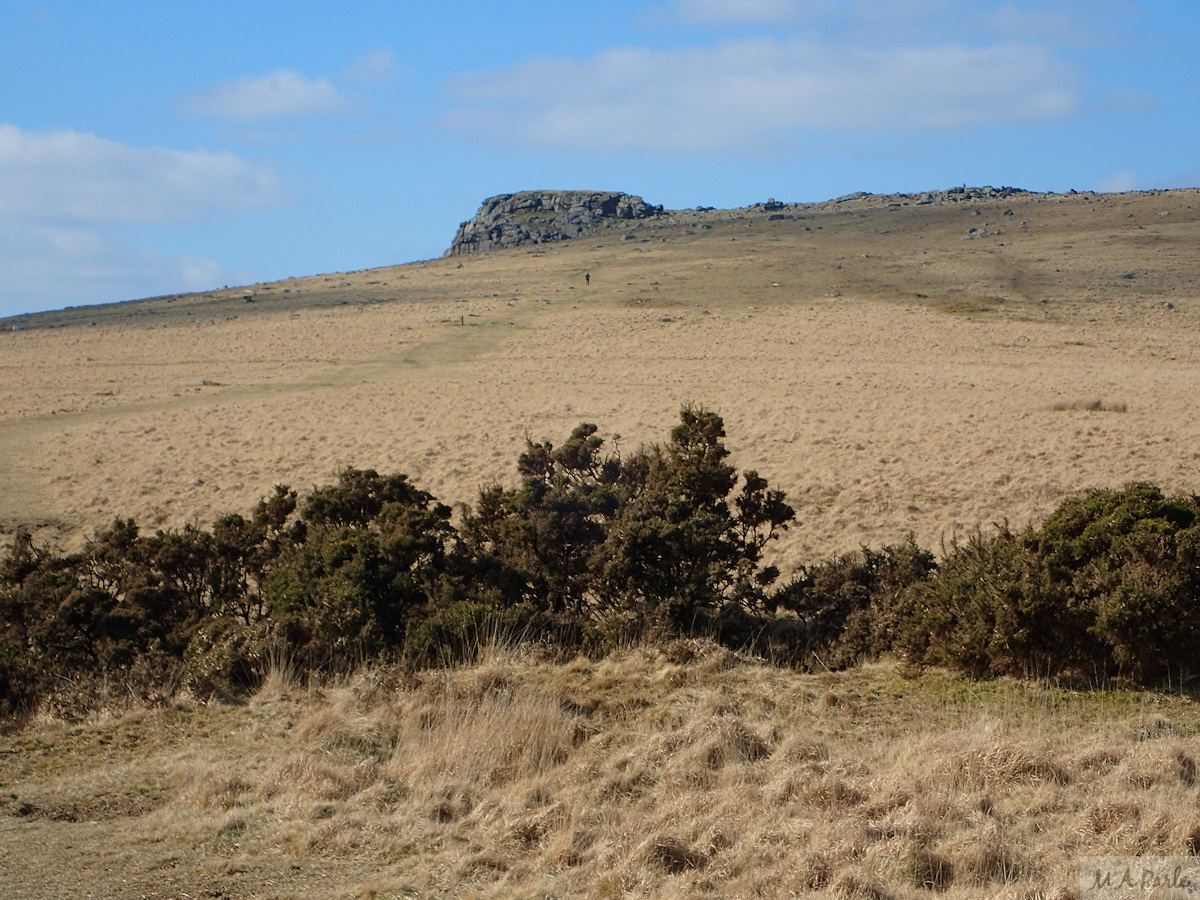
[2,187,1199,571]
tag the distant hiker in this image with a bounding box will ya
[585,272,590,285]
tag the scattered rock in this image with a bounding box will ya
[437,184,1137,259]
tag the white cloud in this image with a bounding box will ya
[0,124,283,316]
[1096,171,1138,192]
[0,223,246,315]
[0,123,285,223]
[440,38,1080,154]
[182,69,354,120]
[342,49,396,85]
[650,0,1129,47]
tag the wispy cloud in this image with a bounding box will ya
[440,38,1080,154]
[342,49,397,85]
[660,0,806,26]
[649,0,1129,46]
[0,123,285,223]
[181,69,355,121]
[0,223,248,313]
[1098,88,1160,114]
[0,124,282,314]
[1096,170,1138,192]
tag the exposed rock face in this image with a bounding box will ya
[445,191,664,256]
[443,185,1059,257]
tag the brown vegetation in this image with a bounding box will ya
[4,645,1200,898]
[4,189,1200,569]
[5,187,1200,897]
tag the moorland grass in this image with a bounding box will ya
[4,643,1199,898]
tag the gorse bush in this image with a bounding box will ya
[3,412,1199,723]
[464,406,795,639]
[768,538,937,669]
[0,486,302,714]
[0,407,798,717]
[904,484,1200,684]
[266,468,462,661]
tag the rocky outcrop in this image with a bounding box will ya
[445,191,664,256]
[442,185,1069,257]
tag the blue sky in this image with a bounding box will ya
[1,0,1197,316]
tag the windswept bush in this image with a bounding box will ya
[266,468,463,666]
[0,520,180,717]
[901,526,1074,678]
[463,405,795,640]
[463,423,622,620]
[904,484,1200,685]
[0,486,302,718]
[594,406,794,630]
[766,538,937,668]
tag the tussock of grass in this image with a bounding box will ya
[7,644,1200,898]
[1049,398,1128,412]
[930,722,1070,788]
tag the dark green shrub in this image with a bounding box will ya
[300,467,432,529]
[0,534,42,718]
[266,468,459,666]
[901,527,1080,678]
[1039,484,1200,683]
[905,484,1200,685]
[0,521,171,713]
[767,538,936,668]
[463,424,621,618]
[465,407,794,638]
[180,617,275,700]
[592,406,794,630]
[403,597,549,667]
[208,485,298,624]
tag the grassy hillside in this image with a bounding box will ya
[5,188,1200,898]
[4,188,1200,568]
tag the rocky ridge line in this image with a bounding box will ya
[443,185,1186,257]
[445,191,664,257]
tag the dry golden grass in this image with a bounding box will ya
[5,188,1200,896]
[4,643,1200,898]
[4,189,1200,569]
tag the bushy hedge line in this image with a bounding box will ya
[3,408,1199,721]
[900,484,1200,685]
[0,407,800,716]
